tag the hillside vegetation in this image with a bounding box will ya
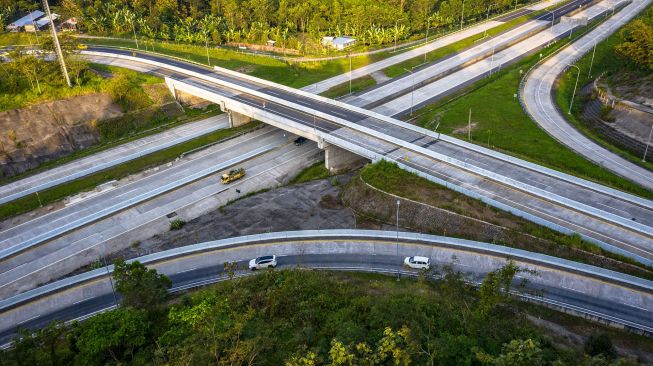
[1,261,650,365]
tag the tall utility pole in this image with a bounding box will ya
[42,0,71,87]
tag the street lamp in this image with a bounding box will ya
[396,199,400,280]
[460,0,466,30]
[484,5,494,37]
[404,68,416,116]
[565,64,580,115]
[349,53,353,95]
[43,0,71,87]
[643,123,653,162]
[588,38,597,78]
[546,10,555,28]
[99,236,118,306]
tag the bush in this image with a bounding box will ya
[169,219,186,230]
[584,333,617,359]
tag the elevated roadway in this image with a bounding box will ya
[521,0,653,190]
[75,29,653,266]
[1,230,651,347]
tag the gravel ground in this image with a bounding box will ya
[113,174,356,260]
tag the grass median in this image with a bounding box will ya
[410,16,653,199]
[319,76,377,99]
[0,122,262,221]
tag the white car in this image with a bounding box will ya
[249,255,277,270]
[404,256,430,270]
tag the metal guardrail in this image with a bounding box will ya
[1,229,651,314]
[204,8,652,210]
[0,144,276,260]
[163,59,653,237]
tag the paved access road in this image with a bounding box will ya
[521,0,653,190]
[374,0,622,116]
[0,127,322,298]
[0,115,229,205]
[118,45,653,262]
[1,230,651,346]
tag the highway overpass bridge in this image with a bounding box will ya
[79,48,653,267]
[1,230,651,347]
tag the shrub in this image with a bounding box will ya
[584,333,617,359]
[169,219,186,230]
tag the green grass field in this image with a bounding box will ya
[319,75,377,98]
[289,161,330,184]
[411,28,653,199]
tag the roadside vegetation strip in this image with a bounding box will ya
[288,161,330,185]
[409,19,653,200]
[381,12,541,79]
[358,161,653,279]
[318,76,377,99]
[3,268,650,365]
[555,5,653,172]
[0,122,262,222]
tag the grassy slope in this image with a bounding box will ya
[411,30,653,199]
[360,161,653,279]
[319,75,377,98]
[0,122,261,220]
[381,13,536,78]
[555,5,653,171]
[289,160,330,184]
[0,63,161,112]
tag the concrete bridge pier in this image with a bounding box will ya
[226,110,253,127]
[324,144,368,174]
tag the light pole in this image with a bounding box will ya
[565,64,580,115]
[349,53,353,95]
[489,41,496,76]
[396,199,400,280]
[588,38,597,78]
[546,10,555,28]
[42,0,71,87]
[460,0,466,30]
[643,123,653,162]
[484,5,493,37]
[99,237,118,307]
[404,68,415,116]
[205,35,211,66]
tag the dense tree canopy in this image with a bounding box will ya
[1,264,646,365]
[615,8,653,70]
[6,0,522,51]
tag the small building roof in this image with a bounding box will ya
[35,13,59,27]
[8,10,45,28]
[331,36,356,46]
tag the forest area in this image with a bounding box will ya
[1,0,527,53]
[1,261,649,366]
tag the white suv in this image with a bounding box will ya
[249,255,277,270]
[404,256,430,270]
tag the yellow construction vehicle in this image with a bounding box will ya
[220,168,245,184]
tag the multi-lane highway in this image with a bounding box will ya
[1,230,651,346]
[0,0,651,302]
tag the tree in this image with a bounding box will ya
[113,259,172,309]
[74,308,149,364]
[475,338,544,366]
[615,14,653,70]
[584,333,617,359]
[476,261,520,319]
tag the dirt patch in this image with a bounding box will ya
[235,65,257,74]
[452,122,478,135]
[104,174,357,261]
[0,93,122,178]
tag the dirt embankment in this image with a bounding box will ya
[0,84,185,179]
[341,176,653,278]
[0,93,121,178]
